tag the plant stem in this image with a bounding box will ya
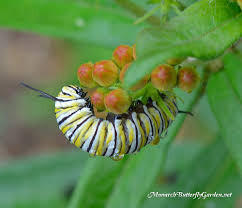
[114,0,161,26]
[134,4,162,25]
[166,68,207,148]
[172,0,185,11]
[130,82,152,100]
[192,67,212,107]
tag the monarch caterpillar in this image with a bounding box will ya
[21,83,191,161]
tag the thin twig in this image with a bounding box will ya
[192,67,212,108]
[114,0,161,26]
[134,4,161,25]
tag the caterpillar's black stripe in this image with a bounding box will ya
[69,115,93,141]
[58,109,79,126]
[87,119,102,153]
[130,116,139,153]
[143,110,154,138]
[152,103,165,135]
[61,90,72,97]
[110,123,117,157]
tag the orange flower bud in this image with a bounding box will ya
[91,88,106,111]
[93,60,119,87]
[120,63,149,91]
[77,62,97,88]
[112,45,133,68]
[177,67,200,93]
[151,64,177,91]
[104,89,131,114]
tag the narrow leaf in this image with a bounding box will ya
[207,71,242,174]
[0,0,143,47]
[68,157,127,208]
[0,151,88,208]
[223,53,242,101]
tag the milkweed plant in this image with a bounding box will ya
[0,0,241,208]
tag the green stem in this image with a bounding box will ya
[166,68,207,147]
[172,0,185,11]
[114,0,161,26]
[130,82,152,100]
[134,4,162,25]
[192,67,211,107]
[171,4,182,14]
[108,82,123,90]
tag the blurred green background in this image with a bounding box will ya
[0,0,241,208]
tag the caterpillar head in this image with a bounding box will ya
[75,87,87,98]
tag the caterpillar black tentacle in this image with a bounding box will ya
[20,82,57,101]
[178,110,193,116]
[22,83,181,161]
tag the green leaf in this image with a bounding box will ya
[68,157,127,208]
[223,53,242,101]
[0,151,88,208]
[142,138,242,208]
[147,0,161,4]
[207,69,242,174]
[124,0,242,87]
[105,74,204,208]
[164,141,204,173]
[204,163,242,208]
[202,163,242,208]
[0,0,143,47]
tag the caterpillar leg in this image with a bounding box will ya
[150,136,160,145]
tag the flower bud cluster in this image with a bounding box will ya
[77,44,200,114]
[150,64,200,93]
[77,45,135,114]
